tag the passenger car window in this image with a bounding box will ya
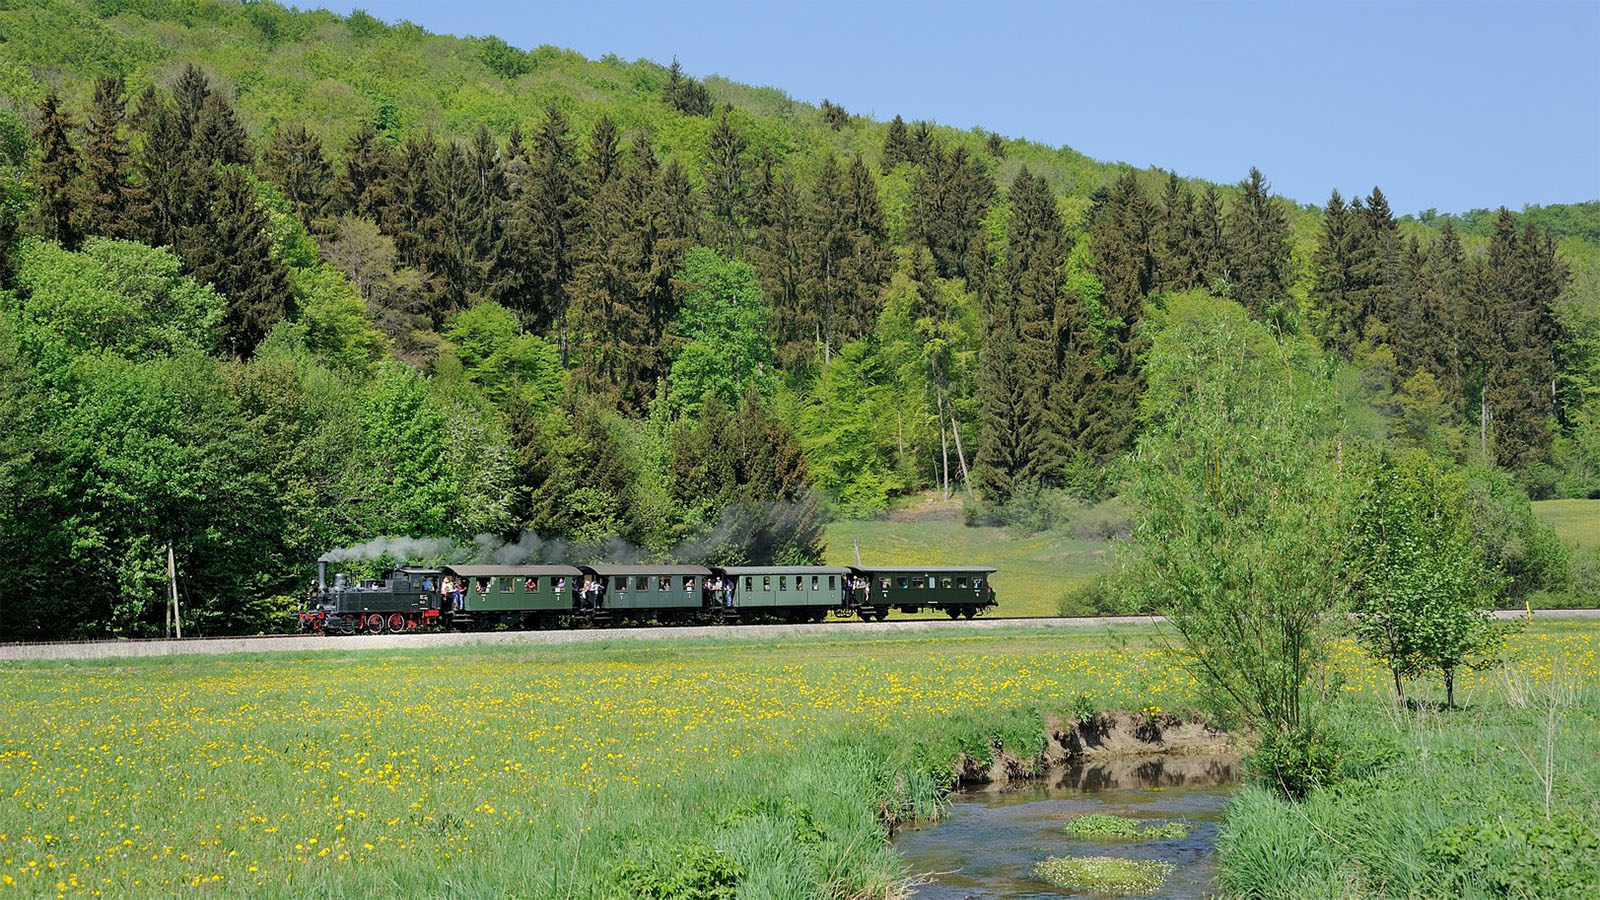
[779,576,788,591]
[745,577,753,591]
[614,577,627,592]
[956,577,969,588]
[498,577,514,593]
[635,576,650,591]
[763,576,771,590]
[829,575,837,590]
[896,577,909,589]
[658,576,670,591]
[942,578,952,588]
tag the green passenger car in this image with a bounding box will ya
[856,565,997,618]
[720,566,850,610]
[582,564,712,611]
[445,565,582,624]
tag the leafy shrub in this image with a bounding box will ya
[1462,464,1571,601]
[614,843,742,900]
[1056,577,1127,616]
[1425,810,1600,898]
[1245,724,1344,800]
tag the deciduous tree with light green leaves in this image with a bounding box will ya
[668,246,774,416]
[1348,449,1507,707]
[1125,294,1352,744]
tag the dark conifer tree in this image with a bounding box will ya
[32,91,83,249]
[132,102,198,249]
[570,135,686,412]
[975,168,1062,500]
[841,154,892,339]
[881,114,913,173]
[1313,189,1359,356]
[181,167,293,358]
[380,131,438,269]
[659,158,699,247]
[1347,186,1403,346]
[703,108,749,256]
[1192,185,1228,290]
[423,139,491,318]
[909,121,935,163]
[1417,220,1466,400]
[129,84,164,135]
[1224,167,1293,323]
[510,104,581,343]
[190,92,251,166]
[1080,170,1152,458]
[1154,173,1202,292]
[580,115,622,197]
[78,75,138,239]
[262,123,333,227]
[663,57,713,116]
[759,172,810,370]
[820,99,849,130]
[171,63,211,144]
[338,124,394,218]
[806,155,851,365]
[985,131,1006,159]
[908,144,993,280]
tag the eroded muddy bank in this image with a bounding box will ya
[955,711,1239,786]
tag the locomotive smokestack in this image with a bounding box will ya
[317,556,330,590]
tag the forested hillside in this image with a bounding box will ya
[0,0,1596,639]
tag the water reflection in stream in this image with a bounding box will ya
[895,755,1238,899]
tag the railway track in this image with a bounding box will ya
[2,609,1592,662]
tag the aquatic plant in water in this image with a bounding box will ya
[1063,813,1191,840]
[1033,856,1176,895]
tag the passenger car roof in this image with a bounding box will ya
[717,566,852,575]
[853,565,997,574]
[443,564,583,577]
[582,564,712,576]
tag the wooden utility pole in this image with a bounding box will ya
[167,543,182,639]
[852,539,862,567]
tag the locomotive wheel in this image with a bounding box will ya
[365,613,384,633]
[388,613,406,632]
[338,619,356,636]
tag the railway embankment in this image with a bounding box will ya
[3,609,1593,662]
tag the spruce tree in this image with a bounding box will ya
[338,123,394,218]
[881,114,913,173]
[1154,173,1201,292]
[1313,189,1359,356]
[1082,170,1151,458]
[171,63,211,144]
[841,154,892,339]
[580,115,622,197]
[181,167,293,357]
[1193,185,1228,291]
[909,144,994,280]
[703,108,749,256]
[985,131,1006,159]
[806,155,851,365]
[380,131,438,269]
[1346,186,1403,347]
[262,123,334,227]
[423,139,491,319]
[132,102,198,249]
[129,84,163,135]
[510,104,581,343]
[659,158,699,246]
[31,91,82,249]
[974,168,1063,500]
[190,92,251,166]
[78,75,138,240]
[1224,167,1292,323]
[758,171,810,370]
[1417,220,1467,402]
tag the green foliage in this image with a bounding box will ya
[442,301,562,408]
[1245,723,1344,801]
[614,843,742,900]
[668,246,774,416]
[1062,814,1190,840]
[1426,811,1600,899]
[1462,464,1572,601]
[8,237,222,365]
[793,340,906,518]
[1125,294,1351,743]
[1348,450,1506,702]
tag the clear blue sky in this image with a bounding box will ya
[332,1,1599,214]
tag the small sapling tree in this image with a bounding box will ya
[1348,450,1507,707]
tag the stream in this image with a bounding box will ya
[895,754,1239,899]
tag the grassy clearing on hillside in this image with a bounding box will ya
[825,519,1113,617]
[1532,498,1600,553]
[2,623,1594,898]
